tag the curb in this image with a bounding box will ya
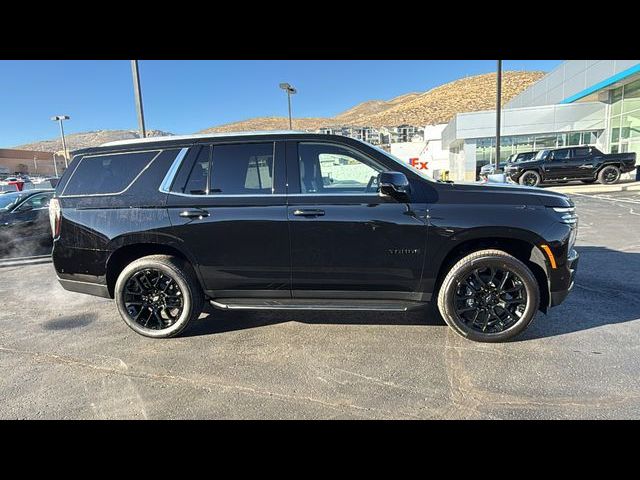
[546,181,640,195]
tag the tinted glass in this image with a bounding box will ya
[573,147,591,157]
[63,151,158,196]
[298,143,384,194]
[209,143,274,195]
[20,193,53,210]
[551,149,571,160]
[182,146,211,195]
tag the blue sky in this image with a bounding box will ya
[0,60,562,147]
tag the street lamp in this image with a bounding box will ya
[279,82,297,129]
[495,60,502,172]
[51,115,70,168]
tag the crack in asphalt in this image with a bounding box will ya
[0,345,416,419]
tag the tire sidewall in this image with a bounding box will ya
[115,260,194,338]
[441,255,539,342]
[519,170,540,187]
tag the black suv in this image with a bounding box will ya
[51,132,579,342]
[505,146,636,187]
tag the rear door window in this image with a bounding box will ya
[209,143,274,195]
[572,147,591,157]
[176,142,275,195]
[551,149,571,161]
[62,150,159,196]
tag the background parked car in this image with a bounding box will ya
[505,146,637,187]
[479,151,537,179]
[0,189,55,258]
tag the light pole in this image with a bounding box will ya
[51,115,70,168]
[495,60,502,171]
[52,152,59,178]
[131,60,147,138]
[279,83,297,129]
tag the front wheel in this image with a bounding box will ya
[518,170,541,187]
[437,249,540,342]
[598,165,621,184]
[115,254,204,338]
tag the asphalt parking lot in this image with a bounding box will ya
[1,190,639,419]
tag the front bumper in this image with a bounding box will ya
[550,248,579,307]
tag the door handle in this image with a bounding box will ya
[179,209,210,219]
[293,209,325,217]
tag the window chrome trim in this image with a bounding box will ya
[159,147,189,194]
[163,191,380,198]
[60,149,162,198]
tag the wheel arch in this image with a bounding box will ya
[432,232,552,313]
[105,240,203,298]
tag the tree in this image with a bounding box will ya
[15,164,29,174]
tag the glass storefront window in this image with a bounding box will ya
[534,135,556,149]
[611,87,623,116]
[557,133,567,147]
[623,79,640,114]
[620,112,640,139]
[568,132,581,145]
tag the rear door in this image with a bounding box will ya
[286,141,428,301]
[570,146,597,178]
[166,141,290,298]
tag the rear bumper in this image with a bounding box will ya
[550,248,579,307]
[57,277,111,299]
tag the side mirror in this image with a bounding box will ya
[378,171,410,199]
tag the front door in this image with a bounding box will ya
[543,148,572,180]
[166,141,290,298]
[286,141,428,301]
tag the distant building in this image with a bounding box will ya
[316,125,424,146]
[442,59,640,181]
[0,148,66,176]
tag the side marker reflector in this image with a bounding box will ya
[540,245,557,269]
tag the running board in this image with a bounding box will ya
[209,298,426,312]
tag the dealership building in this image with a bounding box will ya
[441,60,640,181]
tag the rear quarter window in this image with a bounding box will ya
[62,150,160,196]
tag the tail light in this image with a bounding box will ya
[49,197,61,238]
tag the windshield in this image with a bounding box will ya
[0,192,24,211]
[368,144,435,182]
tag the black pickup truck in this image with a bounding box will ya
[504,146,637,187]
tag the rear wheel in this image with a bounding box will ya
[115,254,203,338]
[437,249,540,342]
[598,165,620,184]
[518,170,541,187]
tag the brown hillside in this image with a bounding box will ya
[201,71,544,133]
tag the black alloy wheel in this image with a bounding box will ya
[114,254,204,338]
[519,171,541,187]
[123,268,184,330]
[437,249,540,342]
[453,266,526,334]
[598,166,620,184]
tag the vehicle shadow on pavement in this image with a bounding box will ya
[184,245,640,340]
[183,303,444,337]
[520,245,640,340]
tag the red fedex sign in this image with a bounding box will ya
[409,157,428,170]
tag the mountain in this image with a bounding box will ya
[12,70,545,151]
[200,71,545,133]
[14,129,173,152]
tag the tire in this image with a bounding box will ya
[581,179,597,184]
[114,254,204,338]
[518,170,541,187]
[437,249,540,343]
[597,165,621,185]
